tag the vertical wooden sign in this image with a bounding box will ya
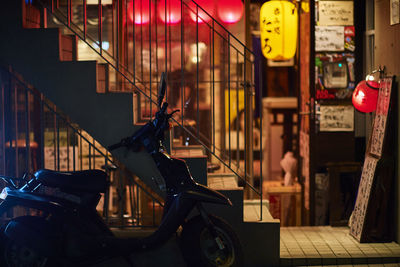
[369,78,393,157]
[349,77,394,242]
[349,155,378,241]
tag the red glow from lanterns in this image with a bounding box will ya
[158,0,181,24]
[189,0,215,24]
[128,0,154,25]
[217,0,243,24]
[352,80,379,113]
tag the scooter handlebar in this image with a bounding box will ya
[108,142,124,151]
[108,137,138,151]
[108,101,178,153]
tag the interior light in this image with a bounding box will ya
[189,0,215,24]
[218,0,244,24]
[93,41,110,50]
[128,0,154,25]
[158,0,181,24]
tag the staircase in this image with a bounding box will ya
[0,1,280,265]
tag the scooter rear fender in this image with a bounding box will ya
[0,187,77,215]
[182,184,232,206]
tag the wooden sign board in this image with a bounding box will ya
[318,1,354,26]
[319,105,354,132]
[349,155,378,241]
[369,78,393,157]
[349,76,394,242]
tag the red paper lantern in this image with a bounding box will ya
[158,0,181,24]
[128,0,154,25]
[217,0,243,24]
[352,80,379,113]
[189,0,215,24]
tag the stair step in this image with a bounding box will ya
[97,63,109,93]
[1,27,62,64]
[207,172,238,178]
[207,174,239,190]
[22,3,40,29]
[243,199,276,222]
[59,34,77,61]
[171,145,205,157]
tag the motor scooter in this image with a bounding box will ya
[0,73,243,267]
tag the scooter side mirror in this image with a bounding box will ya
[157,72,167,109]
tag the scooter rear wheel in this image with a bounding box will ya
[3,238,49,267]
[0,216,59,267]
[0,228,49,267]
[180,215,243,267]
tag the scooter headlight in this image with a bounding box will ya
[0,188,8,200]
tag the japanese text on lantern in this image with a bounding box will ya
[260,1,297,60]
[261,7,280,54]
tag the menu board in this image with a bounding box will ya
[349,155,378,241]
[369,78,393,157]
[319,105,354,132]
[315,26,344,51]
[318,1,354,26]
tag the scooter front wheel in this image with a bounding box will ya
[180,215,243,267]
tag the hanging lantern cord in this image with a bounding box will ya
[370,66,386,79]
[365,66,386,87]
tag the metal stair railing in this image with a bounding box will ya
[0,66,164,227]
[33,0,264,220]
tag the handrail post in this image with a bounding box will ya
[244,56,254,200]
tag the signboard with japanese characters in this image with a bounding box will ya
[350,76,395,242]
[318,1,354,26]
[369,77,393,157]
[315,26,344,51]
[319,105,354,131]
[349,155,378,241]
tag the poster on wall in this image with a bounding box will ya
[344,26,355,51]
[315,26,344,51]
[391,0,400,25]
[318,1,354,26]
[319,105,354,132]
[44,147,78,171]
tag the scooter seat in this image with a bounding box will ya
[34,169,108,193]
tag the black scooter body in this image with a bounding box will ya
[0,150,232,263]
[0,72,239,266]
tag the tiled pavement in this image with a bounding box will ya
[280,226,400,266]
